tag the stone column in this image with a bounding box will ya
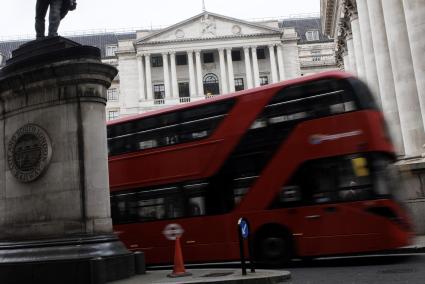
[346,34,357,75]
[136,54,146,101]
[356,0,381,105]
[381,0,425,157]
[403,0,425,129]
[350,14,366,79]
[366,0,404,154]
[268,44,278,83]
[243,47,253,89]
[276,44,286,81]
[145,53,153,101]
[282,41,301,79]
[218,48,228,94]
[162,52,171,99]
[226,48,235,93]
[187,50,196,97]
[251,46,260,87]
[170,51,179,98]
[195,50,204,96]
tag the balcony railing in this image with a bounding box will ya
[154,99,165,105]
[179,97,191,103]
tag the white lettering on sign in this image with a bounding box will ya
[309,130,363,145]
[162,223,184,241]
[241,225,247,236]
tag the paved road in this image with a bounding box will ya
[285,254,425,283]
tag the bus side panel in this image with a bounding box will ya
[109,141,223,190]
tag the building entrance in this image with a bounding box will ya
[203,73,220,95]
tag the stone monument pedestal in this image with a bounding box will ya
[0,37,141,284]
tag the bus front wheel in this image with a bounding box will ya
[256,230,293,266]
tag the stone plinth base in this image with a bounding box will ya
[0,37,142,283]
[0,234,142,284]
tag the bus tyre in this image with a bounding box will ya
[256,231,292,267]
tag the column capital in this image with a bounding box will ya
[169,51,176,55]
[144,52,151,57]
[346,32,353,40]
[225,47,233,52]
[243,46,250,51]
[250,45,258,50]
[346,0,358,19]
[187,50,194,54]
[195,50,201,55]
[136,53,143,59]
[268,44,276,48]
[161,52,168,56]
[218,47,225,52]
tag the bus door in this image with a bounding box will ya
[279,158,347,256]
[296,155,377,256]
[333,155,383,252]
[173,181,236,263]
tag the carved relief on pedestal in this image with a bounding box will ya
[7,124,52,183]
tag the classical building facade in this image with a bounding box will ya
[321,0,425,232]
[1,12,337,121]
[115,12,337,116]
[117,11,300,115]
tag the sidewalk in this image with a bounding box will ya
[111,269,291,284]
[109,235,425,284]
[395,235,425,253]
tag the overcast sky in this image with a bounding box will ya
[0,0,319,39]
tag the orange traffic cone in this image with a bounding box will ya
[167,236,192,278]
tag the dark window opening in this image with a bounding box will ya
[257,48,266,59]
[235,78,244,91]
[178,82,190,97]
[153,84,165,100]
[176,54,187,65]
[232,50,241,61]
[203,53,214,63]
[260,76,269,86]
[151,56,163,67]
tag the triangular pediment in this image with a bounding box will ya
[136,11,282,44]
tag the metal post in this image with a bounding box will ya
[238,222,247,276]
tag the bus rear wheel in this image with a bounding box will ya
[256,231,292,267]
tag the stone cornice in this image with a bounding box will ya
[137,32,282,46]
[136,11,283,44]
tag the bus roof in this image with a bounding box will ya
[107,71,353,126]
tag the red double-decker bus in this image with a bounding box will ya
[107,71,413,265]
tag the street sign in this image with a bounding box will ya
[239,219,249,239]
[163,223,184,240]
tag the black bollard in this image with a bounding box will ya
[134,251,146,275]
